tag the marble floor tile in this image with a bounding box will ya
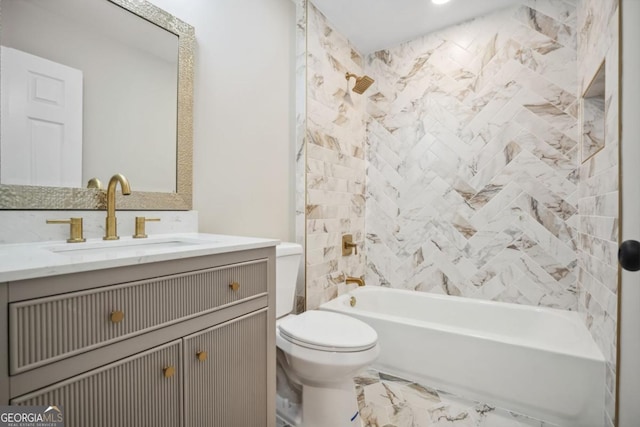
[278,370,560,427]
[355,369,560,427]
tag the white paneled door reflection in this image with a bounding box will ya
[1,46,82,188]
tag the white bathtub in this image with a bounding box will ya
[320,286,605,427]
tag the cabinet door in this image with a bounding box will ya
[184,309,268,427]
[12,340,183,427]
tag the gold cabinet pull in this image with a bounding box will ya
[163,366,175,378]
[196,351,208,362]
[229,282,240,292]
[110,310,125,323]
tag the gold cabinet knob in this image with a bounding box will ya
[196,351,208,362]
[229,282,240,292]
[110,310,125,323]
[163,366,175,378]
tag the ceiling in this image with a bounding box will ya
[311,0,522,54]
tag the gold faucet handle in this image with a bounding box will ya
[133,217,161,238]
[342,234,358,255]
[46,218,86,243]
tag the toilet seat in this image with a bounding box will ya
[278,311,377,352]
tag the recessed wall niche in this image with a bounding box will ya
[581,61,606,163]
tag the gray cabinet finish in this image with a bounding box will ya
[1,246,276,427]
[9,259,267,374]
[184,310,268,427]
[12,340,184,427]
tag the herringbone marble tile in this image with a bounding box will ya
[300,0,619,424]
[365,4,579,309]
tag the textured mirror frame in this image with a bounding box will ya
[0,0,194,210]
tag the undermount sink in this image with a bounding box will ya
[48,237,211,256]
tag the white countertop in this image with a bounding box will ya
[0,233,279,282]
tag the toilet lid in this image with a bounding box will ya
[278,311,377,352]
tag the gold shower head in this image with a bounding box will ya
[346,72,374,94]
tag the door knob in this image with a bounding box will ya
[618,240,640,271]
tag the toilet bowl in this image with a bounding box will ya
[275,243,379,427]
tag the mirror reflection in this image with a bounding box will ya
[1,0,178,192]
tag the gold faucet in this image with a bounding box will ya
[346,276,365,287]
[104,173,132,240]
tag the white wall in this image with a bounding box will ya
[148,0,296,242]
[618,0,640,424]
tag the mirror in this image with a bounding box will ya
[0,0,194,210]
[581,61,606,163]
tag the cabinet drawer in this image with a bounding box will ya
[12,340,183,427]
[10,259,267,374]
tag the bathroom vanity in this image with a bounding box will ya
[0,234,277,427]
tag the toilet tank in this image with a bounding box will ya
[276,242,303,318]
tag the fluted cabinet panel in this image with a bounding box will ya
[184,309,268,427]
[11,340,183,427]
[10,259,267,373]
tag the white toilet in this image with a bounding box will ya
[275,242,379,427]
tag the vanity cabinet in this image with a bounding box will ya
[184,310,268,427]
[11,340,184,427]
[0,246,276,427]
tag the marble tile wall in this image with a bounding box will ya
[304,3,367,310]
[365,1,581,310]
[576,1,619,426]
[294,0,307,312]
[296,0,619,424]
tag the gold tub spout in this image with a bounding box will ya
[346,276,365,287]
[104,173,132,240]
